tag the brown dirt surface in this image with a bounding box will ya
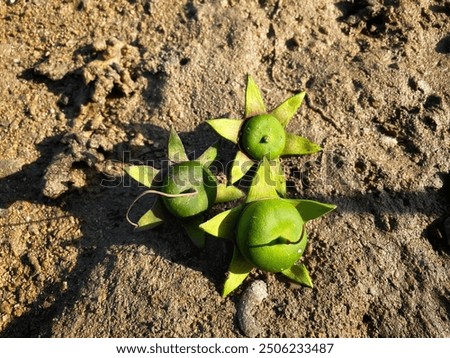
[0,0,449,337]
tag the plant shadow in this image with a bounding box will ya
[0,122,234,337]
[1,124,448,337]
[0,55,229,336]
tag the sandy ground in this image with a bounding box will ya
[0,0,449,337]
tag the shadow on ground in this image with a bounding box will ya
[1,126,448,337]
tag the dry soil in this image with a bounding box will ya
[0,0,449,337]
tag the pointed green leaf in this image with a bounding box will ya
[206,119,243,144]
[199,206,243,239]
[181,216,206,249]
[215,184,245,204]
[271,92,306,127]
[230,150,254,184]
[136,200,167,230]
[245,75,266,118]
[246,158,279,203]
[168,128,189,162]
[270,158,286,197]
[282,133,322,156]
[196,143,218,167]
[124,165,159,188]
[282,199,336,222]
[222,246,254,297]
[281,263,313,288]
[137,210,164,230]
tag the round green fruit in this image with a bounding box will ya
[240,114,286,160]
[236,199,305,272]
[161,161,217,218]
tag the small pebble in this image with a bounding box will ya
[237,280,268,337]
[0,302,12,315]
[380,135,398,148]
[0,208,8,218]
[27,253,41,274]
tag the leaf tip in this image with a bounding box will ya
[245,74,266,118]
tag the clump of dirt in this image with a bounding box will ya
[0,0,449,337]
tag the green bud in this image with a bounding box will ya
[237,199,305,272]
[240,114,286,160]
[161,161,217,218]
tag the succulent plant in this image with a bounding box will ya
[207,75,322,195]
[200,159,336,297]
[123,76,336,299]
[124,129,244,248]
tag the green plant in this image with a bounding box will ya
[236,198,305,273]
[161,161,217,218]
[124,129,244,248]
[200,159,336,297]
[240,114,286,160]
[124,76,336,298]
[207,75,321,195]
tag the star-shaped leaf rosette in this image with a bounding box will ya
[199,159,336,297]
[124,129,244,249]
[207,75,322,196]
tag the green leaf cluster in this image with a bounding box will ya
[124,75,336,297]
